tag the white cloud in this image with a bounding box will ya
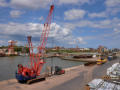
[0,22,86,46]
[0,40,7,45]
[77,37,86,44]
[0,0,8,7]
[105,0,120,7]
[0,0,50,9]
[63,17,120,44]
[0,0,94,9]
[88,12,107,18]
[64,17,120,29]
[10,10,25,18]
[39,16,44,21]
[105,0,120,15]
[102,28,120,40]
[58,0,90,5]
[10,0,50,9]
[64,9,86,20]
[65,36,85,45]
[0,22,42,36]
[114,28,120,34]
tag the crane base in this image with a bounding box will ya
[16,72,47,84]
[27,75,46,84]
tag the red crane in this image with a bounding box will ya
[16,5,54,83]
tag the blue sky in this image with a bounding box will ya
[0,0,120,48]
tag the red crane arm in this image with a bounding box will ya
[27,5,54,76]
[39,5,54,51]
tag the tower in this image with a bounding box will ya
[8,40,17,55]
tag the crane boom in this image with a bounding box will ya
[28,5,54,76]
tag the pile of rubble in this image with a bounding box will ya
[86,63,120,90]
[107,63,120,78]
[87,79,120,90]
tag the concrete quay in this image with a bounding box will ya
[0,58,119,90]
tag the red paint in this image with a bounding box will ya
[17,5,54,77]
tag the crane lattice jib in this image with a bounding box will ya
[39,5,54,51]
[27,5,54,76]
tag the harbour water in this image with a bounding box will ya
[0,56,84,81]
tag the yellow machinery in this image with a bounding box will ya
[97,58,107,65]
[97,55,107,65]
